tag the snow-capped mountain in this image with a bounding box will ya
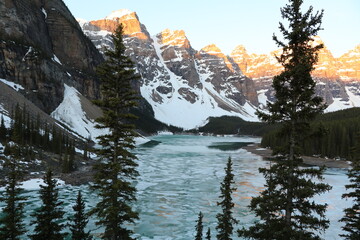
[230,36,360,110]
[80,10,360,129]
[1,2,360,135]
[81,10,260,129]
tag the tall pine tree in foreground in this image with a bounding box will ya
[340,133,360,239]
[91,24,139,239]
[0,156,26,240]
[69,191,92,240]
[216,157,238,240]
[238,0,331,239]
[195,211,204,240]
[29,169,65,240]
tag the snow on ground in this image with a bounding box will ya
[51,84,151,145]
[0,103,12,128]
[0,78,24,91]
[51,84,106,141]
[41,7,47,18]
[0,178,65,191]
[52,54,62,65]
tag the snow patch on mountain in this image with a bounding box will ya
[0,104,11,128]
[51,84,106,141]
[325,86,360,112]
[52,54,62,65]
[106,9,134,20]
[138,36,258,129]
[0,78,24,91]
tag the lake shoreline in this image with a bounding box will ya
[243,143,351,169]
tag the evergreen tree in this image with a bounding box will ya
[340,132,360,239]
[91,24,140,239]
[195,211,204,240]
[216,157,238,240]
[0,115,6,141]
[29,169,65,240]
[206,228,211,240]
[69,191,92,240]
[239,1,331,239]
[0,156,26,240]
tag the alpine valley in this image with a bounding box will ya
[0,1,360,135]
[0,1,360,239]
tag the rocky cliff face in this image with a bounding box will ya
[0,0,103,113]
[81,10,260,128]
[338,44,360,81]
[230,36,360,110]
[80,10,360,127]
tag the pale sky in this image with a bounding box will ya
[63,0,360,57]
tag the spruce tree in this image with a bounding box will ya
[340,132,360,239]
[195,211,204,240]
[206,228,211,240]
[0,156,26,240]
[69,191,92,240]
[29,169,65,240]
[91,24,139,239]
[216,157,238,240]
[239,1,331,239]
[0,115,6,141]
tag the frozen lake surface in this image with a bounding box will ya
[0,135,350,239]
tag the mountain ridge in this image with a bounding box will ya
[80,9,360,129]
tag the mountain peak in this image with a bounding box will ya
[157,29,190,48]
[201,44,222,55]
[231,45,248,57]
[105,9,135,20]
[88,9,149,40]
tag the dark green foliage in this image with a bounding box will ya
[239,1,331,239]
[340,133,360,239]
[0,156,26,240]
[29,169,65,240]
[62,140,76,173]
[195,211,203,240]
[206,228,211,240]
[238,156,331,240]
[216,157,238,240]
[0,115,7,141]
[4,104,77,158]
[130,108,183,135]
[262,108,360,159]
[91,24,139,239]
[197,116,277,136]
[69,191,92,240]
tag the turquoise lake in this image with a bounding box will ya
[0,135,350,239]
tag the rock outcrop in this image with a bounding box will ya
[230,36,360,109]
[81,10,260,128]
[0,0,103,113]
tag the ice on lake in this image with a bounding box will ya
[0,135,350,239]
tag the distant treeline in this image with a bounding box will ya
[261,107,360,159]
[196,116,278,136]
